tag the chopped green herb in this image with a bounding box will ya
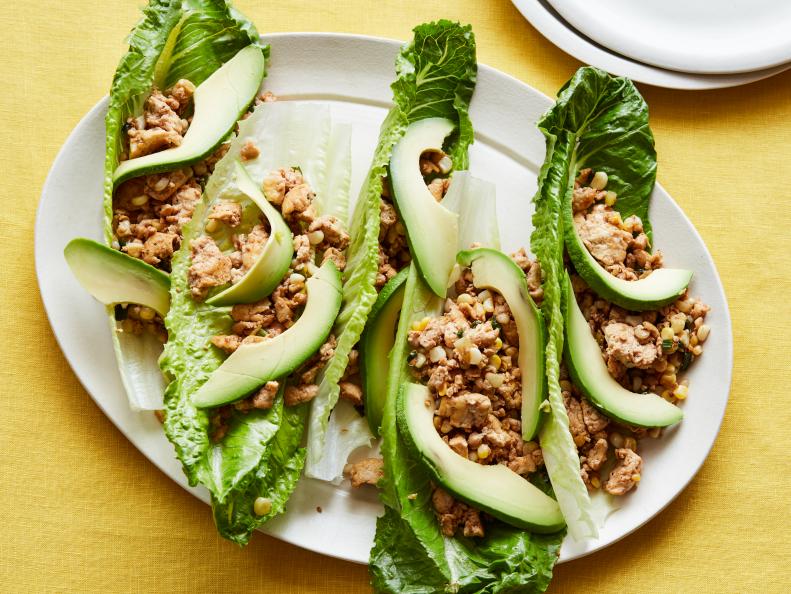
[456,329,464,338]
[680,348,693,371]
[471,320,481,327]
[491,318,501,330]
[662,338,674,351]
[407,350,417,362]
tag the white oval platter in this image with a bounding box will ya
[35,32,732,564]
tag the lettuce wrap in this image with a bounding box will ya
[101,0,265,410]
[159,100,352,544]
[367,22,565,593]
[531,66,658,541]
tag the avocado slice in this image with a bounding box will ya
[113,44,266,187]
[205,161,293,306]
[563,195,692,311]
[457,248,547,440]
[562,273,683,428]
[64,238,170,315]
[192,259,343,408]
[360,268,409,437]
[389,117,459,297]
[398,382,565,533]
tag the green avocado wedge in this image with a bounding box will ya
[562,273,683,428]
[397,382,565,533]
[563,199,692,311]
[64,238,170,316]
[192,259,343,408]
[360,268,409,437]
[113,44,266,187]
[205,161,293,306]
[389,117,459,297]
[457,248,546,440]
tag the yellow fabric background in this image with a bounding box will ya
[2,0,789,591]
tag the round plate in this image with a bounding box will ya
[545,0,791,75]
[511,0,791,89]
[35,32,732,564]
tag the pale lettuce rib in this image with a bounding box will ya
[112,316,167,410]
[532,128,598,541]
[443,171,500,253]
[301,112,400,480]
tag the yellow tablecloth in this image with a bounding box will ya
[2,1,789,591]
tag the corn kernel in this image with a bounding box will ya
[494,338,503,351]
[477,444,491,459]
[457,293,473,305]
[697,324,710,343]
[205,219,219,233]
[624,437,637,451]
[131,195,149,207]
[253,497,272,516]
[490,354,501,370]
[139,307,156,321]
[467,347,483,366]
[411,317,430,332]
[631,474,641,483]
[674,384,689,400]
[591,476,601,489]
[590,171,608,190]
[308,230,324,245]
[604,191,617,206]
[485,372,504,388]
[660,326,674,341]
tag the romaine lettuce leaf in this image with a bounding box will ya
[160,101,350,542]
[212,395,309,545]
[102,0,264,410]
[538,67,656,237]
[530,67,657,541]
[304,19,478,481]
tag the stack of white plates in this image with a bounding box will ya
[511,0,791,89]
